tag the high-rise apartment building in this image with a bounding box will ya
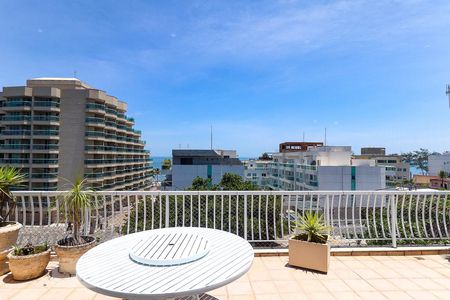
[0,78,152,190]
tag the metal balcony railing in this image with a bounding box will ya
[5,191,450,248]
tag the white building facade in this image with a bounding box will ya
[428,152,450,176]
[170,149,244,190]
[243,159,270,188]
[266,146,386,191]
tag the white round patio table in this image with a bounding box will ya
[76,227,254,300]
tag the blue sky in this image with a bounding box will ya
[1,0,449,157]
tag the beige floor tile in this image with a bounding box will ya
[254,294,282,300]
[373,268,401,279]
[9,288,48,300]
[431,290,450,300]
[248,270,272,281]
[434,268,450,277]
[39,288,75,300]
[297,279,326,293]
[387,278,422,291]
[406,290,439,300]
[431,278,450,288]
[268,269,294,281]
[332,291,361,300]
[342,260,368,269]
[0,289,20,300]
[410,278,444,290]
[356,291,386,300]
[93,294,122,300]
[354,269,382,279]
[65,288,98,300]
[273,280,302,293]
[382,291,413,300]
[365,279,399,291]
[250,280,278,294]
[343,279,376,292]
[280,292,309,300]
[321,279,352,292]
[226,281,253,296]
[335,270,361,280]
[305,292,336,300]
[228,295,254,300]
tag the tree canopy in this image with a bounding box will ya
[402,148,430,175]
[188,173,259,191]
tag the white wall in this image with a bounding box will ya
[428,153,450,176]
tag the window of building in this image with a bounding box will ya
[180,157,193,165]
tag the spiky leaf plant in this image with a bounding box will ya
[0,166,26,224]
[293,212,330,244]
[56,177,96,246]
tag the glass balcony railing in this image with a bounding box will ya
[85,131,104,137]
[32,159,58,164]
[33,130,59,136]
[1,130,31,135]
[1,115,31,121]
[34,101,60,108]
[33,115,59,122]
[31,173,58,179]
[0,158,29,164]
[86,117,105,124]
[86,103,105,111]
[0,144,30,150]
[105,108,117,115]
[1,101,32,107]
[33,144,59,150]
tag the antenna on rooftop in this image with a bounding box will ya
[324,128,327,146]
[302,131,305,142]
[210,125,213,150]
[446,84,450,108]
[73,70,77,78]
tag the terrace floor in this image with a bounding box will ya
[1,255,449,300]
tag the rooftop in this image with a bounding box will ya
[1,254,449,300]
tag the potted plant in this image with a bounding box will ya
[0,166,26,275]
[7,243,50,280]
[288,211,330,273]
[54,178,96,274]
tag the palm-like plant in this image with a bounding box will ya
[294,212,330,243]
[57,177,96,245]
[0,166,26,224]
[438,170,447,188]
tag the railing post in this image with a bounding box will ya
[390,194,397,248]
[165,193,170,228]
[244,194,248,240]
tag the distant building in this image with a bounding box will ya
[243,159,271,188]
[0,78,151,190]
[361,147,386,156]
[413,175,439,187]
[267,144,385,191]
[279,142,323,153]
[428,152,450,176]
[170,149,244,190]
[354,148,410,188]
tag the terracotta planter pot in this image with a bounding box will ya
[0,222,22,275]
[288,238,330,273]
[7,249,50,281]
[54,236,96,275]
